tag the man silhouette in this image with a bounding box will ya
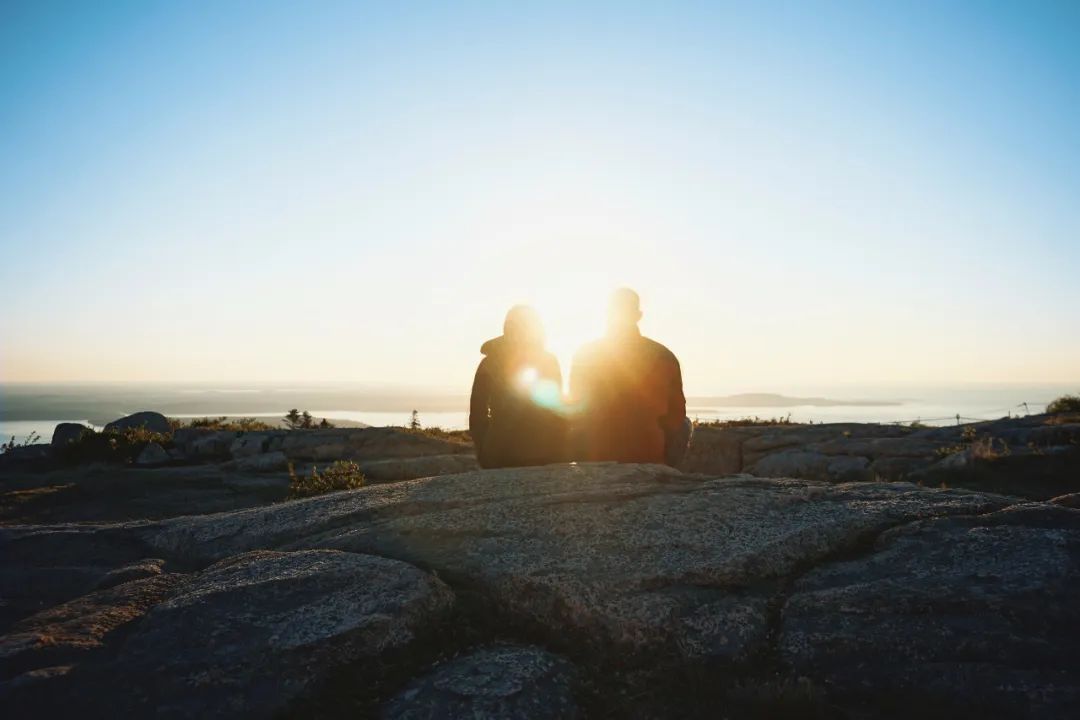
[570,289,690,466]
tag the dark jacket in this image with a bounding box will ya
[569,328,686,465]
[469,336,567,469]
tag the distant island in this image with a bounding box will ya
[687,392,902,408]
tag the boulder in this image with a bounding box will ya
[104,411,170,435]
[679,425,752,475]
[0,527,150,627]
[0,574,186,677]
[869,455,932,481]
[747,450,833,481]
[281,427,472,462]
[136,465,1012,668]
[807,436,941,458]
[1051,492,1080,508]
[357,453,479,483]
[50,423,90,448]
[229,433,274,458]
[825,455,873,483]
[189,431,237,460]
[135,442,169,467]
[749,450,873,483]
[781,503,1080,716]
[92,559,166,591]
[232,450,288,473]
[382,644,580,719]
[93,550,454,718]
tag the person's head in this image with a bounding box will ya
[503,304,545,348]
[607,288,642,334]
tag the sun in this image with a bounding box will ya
[531,276,616,391]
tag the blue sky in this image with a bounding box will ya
[1,1,1078,392]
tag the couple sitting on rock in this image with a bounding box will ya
[470,288,691,469]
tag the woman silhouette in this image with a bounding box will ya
[469,305,567,468]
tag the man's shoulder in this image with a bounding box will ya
[640,335,678,363]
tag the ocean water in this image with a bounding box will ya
[2,384,1072,445]
[0,420,101,447]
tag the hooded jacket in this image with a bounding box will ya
[469,336,567,469]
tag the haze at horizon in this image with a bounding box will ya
[2,1,1078,394]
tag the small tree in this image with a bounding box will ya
[284,409,303,429]
[409,409,421,430]
[301,410,313,428]
[1047,394,1080,414]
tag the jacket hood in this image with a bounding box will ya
[481,335,545,357]
[480,335,505,356]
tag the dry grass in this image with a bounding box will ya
[287,460,365,499]
[695,414,794,428]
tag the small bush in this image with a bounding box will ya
[971,436,1010,460]
[58,427,173,464]
[1047,394,1080,415]
[695,414,793,428]
[184,416,277,431]
[936,444,965,458]
[1,431,41,454]
[411,425,473,444]
[288,460,365,499]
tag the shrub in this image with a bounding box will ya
[1,431,41,454]
[695,414,793,428]
[970,436,1011,460]
[1046,394,1080,415]
[58,427,173,464]
[185,416,276,431]
[288,460,365,499]
[412,426,472,444]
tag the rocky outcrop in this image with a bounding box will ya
[135,442,169,466]
[0,526,155,629]
[357,453,480,483]
[100,550,453,718]
[383,644,580,719]
[782,503,1080,717]
[6,550,454,718]
[170,426,475,471]
[50,423,91,448]
[684,415,1080,498]
[276,427,472,462]
[3,463,1078,718]
[103,411,170,435]
[230,450,288,473]
[0,574,186,677]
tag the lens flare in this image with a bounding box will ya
[529,378,564,412]
[518,367,539,388]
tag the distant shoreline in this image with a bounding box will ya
[0,386,904,423]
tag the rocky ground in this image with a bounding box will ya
[684,412,1080,499]
[1,413,1078,718]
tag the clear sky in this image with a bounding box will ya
[1,1,1078,394]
